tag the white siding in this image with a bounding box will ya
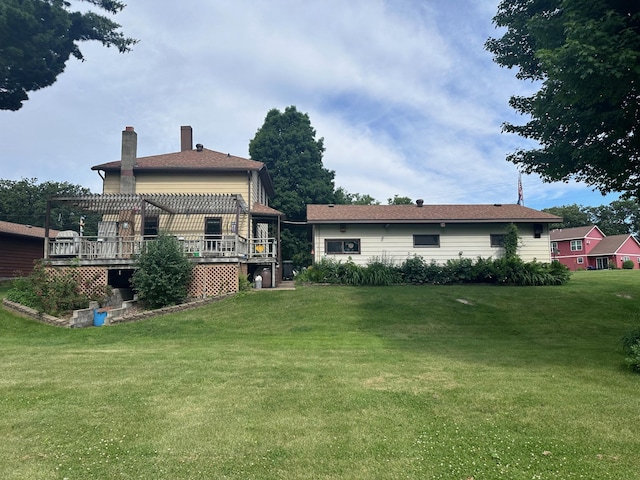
[313,223,552,266]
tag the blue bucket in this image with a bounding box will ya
[93,309,107,327]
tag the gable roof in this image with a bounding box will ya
[91,148,275,197]
[588,234,640,255]
[550,225,604,241]
[307,204,561,224]
[0,221,59,239]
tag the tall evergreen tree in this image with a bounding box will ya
[249,106,336,267]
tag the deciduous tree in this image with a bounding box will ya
[542,204,593,230]
[334,187,379,205]
[387,194,413,205]
[587,199,640,235]
[0,0,137,110]
[486,0,640,196]
[0,178,99,234]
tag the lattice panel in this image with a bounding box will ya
[45,266,108,296]
[189,264,239,297]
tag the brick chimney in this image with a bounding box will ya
[181,125,193,152]
[120,126,137,194]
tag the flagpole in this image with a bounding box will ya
[517,173,524,206]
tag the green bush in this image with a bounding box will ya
[621,327,640,372]
[362,257,400,286]
[6,261,111,316]
[624,342,640,372]
[238,274,252,292]
[622,327,640,355]
[297,254,570,287]
[131,233,193,309]
[622,260,635,269]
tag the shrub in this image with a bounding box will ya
[6,261,111,317]
[622,260,634,269]
[362,257,400,286]
[238,274,252,292]
[622,327,640,355]
[299,255,570,287]
[624,341,640,372]
[131,233,193,309]
[399,255,427,284]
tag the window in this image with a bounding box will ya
[490,234,505,247]
[144,216,159,237]
[622,256,630,261]
[413,234,440,247]
[205,217,222,238]
[577,257,584,264]
[325,239,360,254]
[570,240,583,251]
[551,241,558,252]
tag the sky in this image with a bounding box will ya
[0,0,621,211]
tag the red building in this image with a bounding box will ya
[550,225,640,270]
[0,221,59,279]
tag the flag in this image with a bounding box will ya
[517,173,524,206]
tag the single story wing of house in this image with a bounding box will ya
[307,202,562,266]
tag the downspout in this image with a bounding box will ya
[44,199,51,259]
[277,214,282,283]
[247,171,252,242]
[235,197,241,255]
[311,224,315,264]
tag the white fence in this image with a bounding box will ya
[48,235,277,260]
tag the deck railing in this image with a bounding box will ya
[47,235,277,261]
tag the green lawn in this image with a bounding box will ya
[1,271,639,479]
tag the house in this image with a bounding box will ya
[0,221,59,279]
[550,226,640,270]
[44,126,283,296]
[307,202,561,266]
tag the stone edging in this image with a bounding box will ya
[2,294,234,328]
[2,298,69,327]
[108,294,234,325]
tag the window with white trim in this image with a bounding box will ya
[551,241,558,252]
[622,256,630,261]
[413,234,440,248]
[325,239,360,254]
[577,257,584,264]
[570,240,583,251]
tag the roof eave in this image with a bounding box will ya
[308,218,559,224]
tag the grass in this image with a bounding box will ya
[1,270,639,479]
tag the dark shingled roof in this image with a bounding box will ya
[589,234,640,255]
[307,204,561,224]
[550,225,601,241]
[252,203,284,217]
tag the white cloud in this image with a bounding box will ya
[0,0,618,211]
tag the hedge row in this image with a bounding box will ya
[297,256,571,287]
